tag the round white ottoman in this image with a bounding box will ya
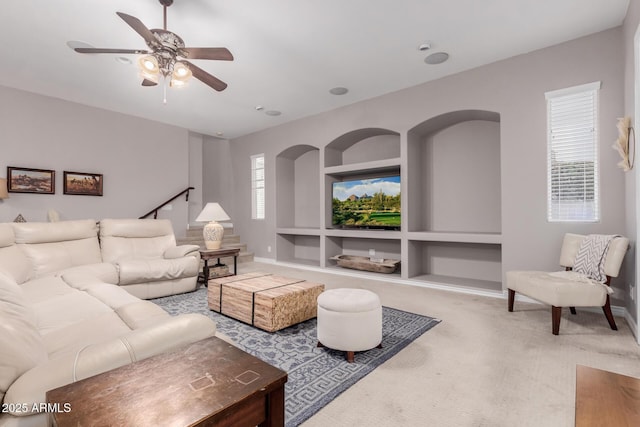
[316,288,382,363]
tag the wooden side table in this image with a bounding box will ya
[200,247,240,284]
[575,364,640,426]
[47,336,287,427]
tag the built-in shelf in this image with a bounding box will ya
[409,274,502,293]
[324,264,402,278]
[324,158,401,176]
[407,231,501,244]
[324,229,401,239]
[276,233,320,266]
[277,257,321,268]
[273,114,503,294]
[276,227,321,236]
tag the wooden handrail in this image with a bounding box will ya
[139,187,194,219]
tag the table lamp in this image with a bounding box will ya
[195,203,231,249]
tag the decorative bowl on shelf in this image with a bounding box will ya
[330,254,400,274]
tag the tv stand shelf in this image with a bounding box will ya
[325,229,401,239]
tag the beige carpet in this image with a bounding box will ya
[236,261,640,427]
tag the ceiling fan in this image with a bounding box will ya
[74,0,233,92]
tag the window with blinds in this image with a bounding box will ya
[251,154,265,220]
[546,82,600,222]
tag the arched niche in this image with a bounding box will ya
[407,110,501,233]
[276,144,320,228]
[325,128,401,167]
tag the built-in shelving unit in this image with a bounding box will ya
[274,111,503,293]
[275,145,321,264]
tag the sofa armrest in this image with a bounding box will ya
[3,313,216,414]
[164,245,200,259]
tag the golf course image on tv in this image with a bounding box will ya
[332,176,401,230]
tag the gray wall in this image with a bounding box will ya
[623,1,640,326]
[0,85,192,236]
[202,136,235,222]
[227,27,627,297]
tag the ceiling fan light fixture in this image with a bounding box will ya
[170,61,192,87]
[138,54,160,82]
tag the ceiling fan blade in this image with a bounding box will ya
[142,79,158,86]
[185,61,228,91]
[75,48,149,54]
[182,48,234,61]
[116,12,158,47]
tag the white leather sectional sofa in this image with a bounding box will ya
[0,219,216,427]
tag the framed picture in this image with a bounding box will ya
[7,167,55,194]
[63,171,103,196]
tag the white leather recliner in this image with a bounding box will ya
[506,233,629,335]
[99,219,201,299]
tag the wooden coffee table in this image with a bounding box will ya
[208,272,325,332]
[46,336,287,427]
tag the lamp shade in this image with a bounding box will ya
[196,203,230,250]
[0,178,8,199]
[195,203,230,222]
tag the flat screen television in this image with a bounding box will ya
[332,175,401,230]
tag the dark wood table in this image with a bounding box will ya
[200,247,241,284]
[575,364,640,426]
[47,336,287,427]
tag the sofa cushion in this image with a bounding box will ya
[0,273,48,403]
[31,289,114,336]
[18,276,75,305]
[13,220,102,278]
[0,224,32,284]
[59,263,119,288]
[117,257,199,286]
[42,312,132,360]
[99,219,177,263]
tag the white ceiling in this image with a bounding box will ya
[0,0,630,139]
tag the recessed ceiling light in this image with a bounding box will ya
[329,87,349,95]
[425,52,449,65]
[115,57,132,65]
[418,43,431,51]
[265,110,281,116]
[216,131,224,137]
[255,105,264,111]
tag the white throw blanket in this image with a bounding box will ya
[572,234,617,283]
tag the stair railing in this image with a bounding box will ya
[139,187,195,219]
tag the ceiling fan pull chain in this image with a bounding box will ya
[163,75,168,105]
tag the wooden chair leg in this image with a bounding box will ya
[570,307,577,315]
[602,296,618,331]
[346,351,354,363]
[508,289,515,312]
[551,306,561,335]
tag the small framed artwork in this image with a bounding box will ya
[7,167,55,194]
[63,171,103,196]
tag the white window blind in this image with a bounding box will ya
[251,154,265,220]
[546,82,600,222]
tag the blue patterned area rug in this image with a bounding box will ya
[152,288,440,427]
